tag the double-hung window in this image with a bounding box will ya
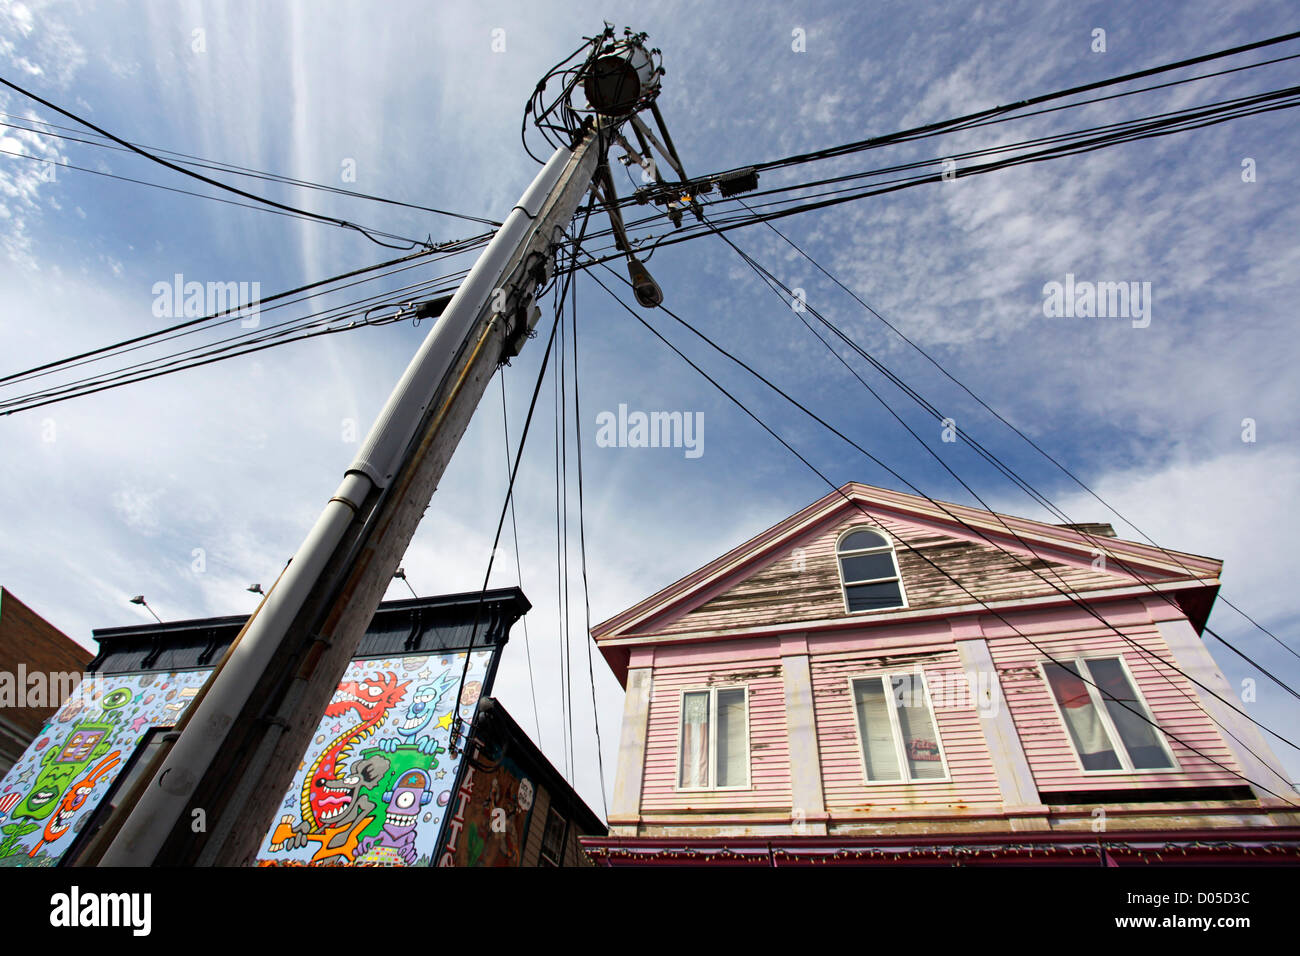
[837,528,906,613]
[677,685,749,790]
[1041,656,1176,772]
[851,672,948,783]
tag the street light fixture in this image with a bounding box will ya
[393,568,418,599]
[129,595,163,624]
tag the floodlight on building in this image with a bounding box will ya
[129,595,163,624]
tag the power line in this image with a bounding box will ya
[566,232,610,818]
[739,202,1300,666]
[2,251,477,391]
[585,240,1300,770]
[0,265,475,414]
[633,231,1300,756]
[554,259,574,782]
[0,110,503,227]
[747,30,1300,173]
[0,225,666,414]
[447,287,562,752]
[716,85,1300,208]
[0,146,432,247]
[0,73,432,250]
[599,46,1300,222]
[572,74,1300,270]
[500,371,544,750]
[705,220,1300,786]
[449,201,596,744]
[1,245,453,386]
[0,283,447,414]
[561,74,1296,275]
[584,266,1299,806]
[645,86,1300,247]
[716,98,1299,217]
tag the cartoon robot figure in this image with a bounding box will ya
[10,719,117,823]
[355,769,432,866]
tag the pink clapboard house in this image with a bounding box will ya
[580,482,1300,866]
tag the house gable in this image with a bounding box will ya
[594,483,1221,665]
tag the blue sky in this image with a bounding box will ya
[1,0,1298,812]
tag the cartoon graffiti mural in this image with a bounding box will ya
[0,649,495,867]
[257,650,493,866]
[0,670,209,866]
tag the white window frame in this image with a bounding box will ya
[836,526,908,615]
[847,669,950,785]
[674,684,751,792]
[1038,655,1180,775]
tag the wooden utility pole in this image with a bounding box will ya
[98,28,669,863]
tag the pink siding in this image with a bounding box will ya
[810,644,1004,812]
[609,488,1246,831]
[634,609,1248,823]
[988,621,1243,793]
[640,641,793,813]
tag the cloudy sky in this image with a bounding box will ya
[2,0,1298,813]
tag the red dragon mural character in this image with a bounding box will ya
[266,671,408,864]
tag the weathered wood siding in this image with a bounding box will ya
[653,513,1133,636]
[521,785,548,866]
[810,644,1004,812]
[988,622,1243,793]
[640,641,792,813]
[520,785,595,866]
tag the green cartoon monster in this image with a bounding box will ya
[10,718,117,823]
[355,741,446,845]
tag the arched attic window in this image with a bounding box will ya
[837,527,906,613]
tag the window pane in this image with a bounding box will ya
[853,678,901,781]
[715,688,747,787]
[680,692,710,787]
[891,675,945,779]
[846,580,903,611]
[1087,658,1173,770]
[540,809,566,865]
[840,551,897,583]
[841,530,888,552]
[1045,662,1121,770]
